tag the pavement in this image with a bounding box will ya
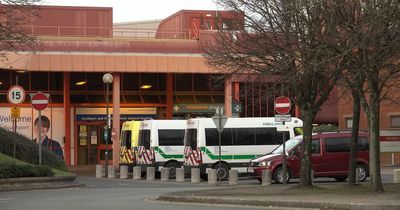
[1,165,400,210]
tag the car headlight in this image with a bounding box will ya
[260,160,272,167]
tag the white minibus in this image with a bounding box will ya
[183,117,303,180]
[136,119,186,178]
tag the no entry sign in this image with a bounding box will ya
[274,96,291,115]
[31,92,49,111]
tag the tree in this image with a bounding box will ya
[335,0,400,192]
[203,0,349,187]
[0,0,40,59]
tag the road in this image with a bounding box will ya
[0,170,394,210]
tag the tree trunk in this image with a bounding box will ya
[369,93,384,192]
[348,92,360,185]
[299,108,314,187]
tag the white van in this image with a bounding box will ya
[183,117,303,180]
[136,119,186,178]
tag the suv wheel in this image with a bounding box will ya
[356,164,368,182]
[273,166,290,184]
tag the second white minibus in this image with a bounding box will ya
[183,117,303,180]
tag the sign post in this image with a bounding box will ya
[31,92,49,165]
[7,85,25,159]
[274,96,292,185]
[212,106,227,185]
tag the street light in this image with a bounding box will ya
[102,73,113,178]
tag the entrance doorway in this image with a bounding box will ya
[77,123,113,165]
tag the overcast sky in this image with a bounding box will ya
[42,0,219,23]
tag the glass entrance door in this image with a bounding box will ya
[77,123,113,165]
[77,124,100,165]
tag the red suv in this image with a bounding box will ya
[247,132,369,183]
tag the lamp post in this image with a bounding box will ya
[102,73,113,178]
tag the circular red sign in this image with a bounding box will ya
[31,92,49,111]
[274,96,292,115]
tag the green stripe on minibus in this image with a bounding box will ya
[153,146,184,159]
[200,147,258,160]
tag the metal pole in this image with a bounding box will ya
[13,75,19,159]
[282,123,287,185]
[38,110,42,165]
[105,83,109,178]
[281,85,287,185]
[218,107,222,185]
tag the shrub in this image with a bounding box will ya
[313,124,338,133]
[0,161,54,178]
[0,127,66,171]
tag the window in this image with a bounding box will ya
[138,130,151,149]
[205,128,233,146]
[233,128,255,145]
[325,137,369,153]
[346,118,353,128]
[205,128,219,146]
[311,139,320,154]
[158,129,185,146]
[221,129,233,145]
[390,116,400,128]
[185,129,197,149]
[255,128,289,145]
[121,131,132,149]
[325,138,350,152]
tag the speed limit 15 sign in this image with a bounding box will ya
[7,85,26,105]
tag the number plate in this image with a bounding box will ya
[247,167,254,173]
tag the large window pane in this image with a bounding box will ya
[233,128,255,145]
[158,129,185,146]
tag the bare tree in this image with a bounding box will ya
[335,0,400,192]
[0,0,40,59]
[203,0,349,187]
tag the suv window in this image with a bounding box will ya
[325,137,369,153]
[311,139,320,154]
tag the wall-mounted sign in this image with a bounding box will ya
[173,103,242,114]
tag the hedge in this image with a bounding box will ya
[0,127,67,171]
[0,161,54,178]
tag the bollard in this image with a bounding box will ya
[191,168,200,184]
[229,170,238,185]
[311,170,314,183]
[208,169,217,185]
[176,168,185,183]
[161,168,170,182]
[394,169,400,183]
[132,166,141,180]
[108,165,115,178]
[262,169,272,186]
[355,168,360,185]
[146,167,155,181]
[120,165,128,179]
[96,164,104,178]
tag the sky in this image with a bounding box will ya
[42,0,219,23]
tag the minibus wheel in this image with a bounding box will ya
[356,164,368,182]
[213,162,230,180]
[273,166,290,184]
[164,161,181,179]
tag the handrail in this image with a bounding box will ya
[19,26,200,40]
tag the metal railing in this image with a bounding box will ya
[19,26,201,40]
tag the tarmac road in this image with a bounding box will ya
[0,177,316,210]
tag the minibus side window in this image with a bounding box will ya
[233,128,255,145]
[159,129,185,146]
[255,128,289,145]
[121,131,132,149]
[185,129,197,149]
[138,130,151,149]
[205,128,219,146]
